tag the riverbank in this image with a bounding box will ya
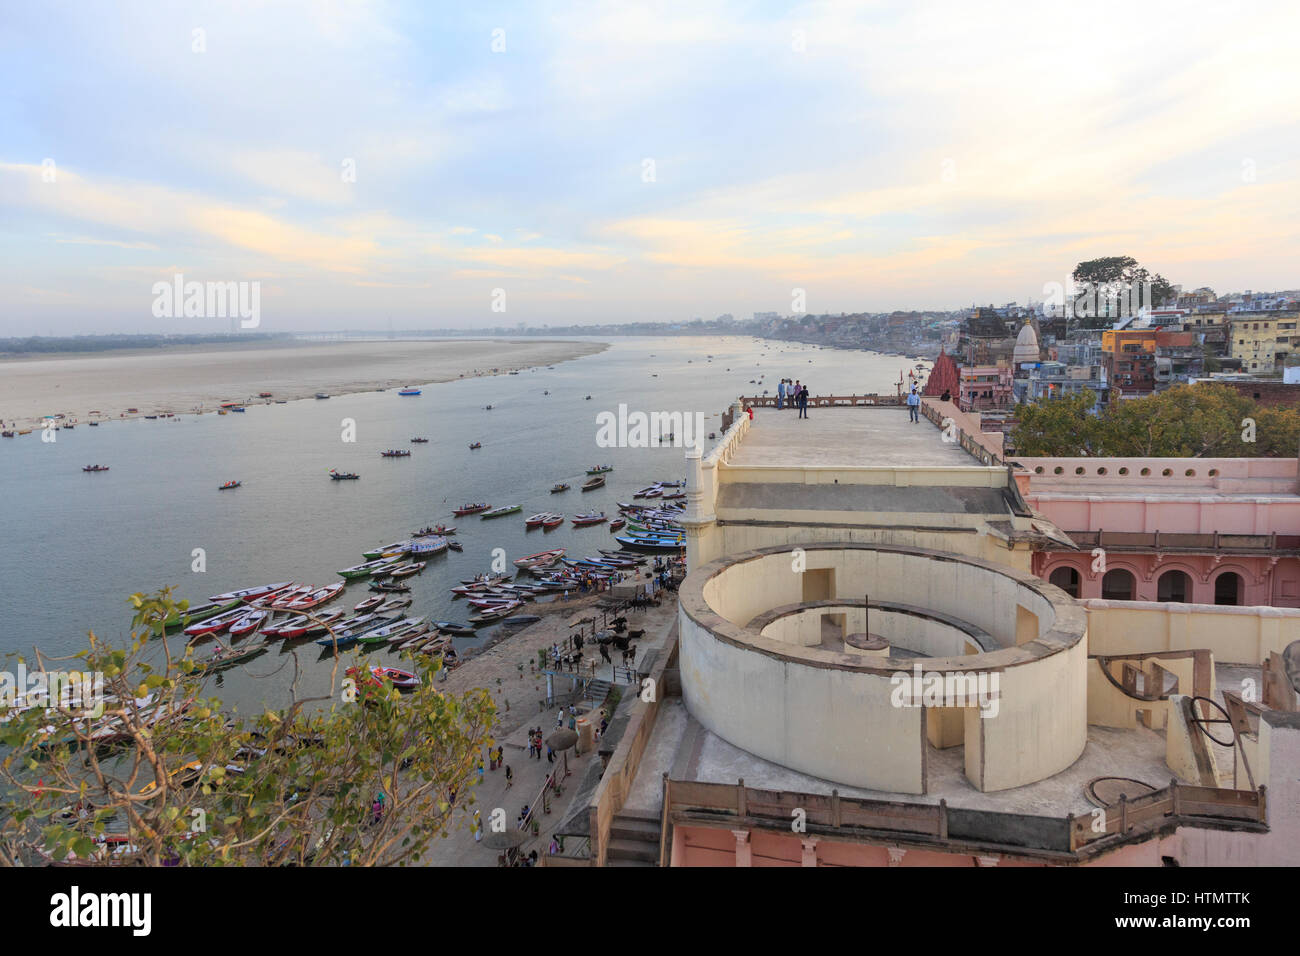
[0,338,607,430]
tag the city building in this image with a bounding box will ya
[959,364,1014,410]
[1230,313,1297,372]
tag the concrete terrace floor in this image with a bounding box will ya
[728,406,979,469]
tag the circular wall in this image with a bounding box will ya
[677,542,1088,794]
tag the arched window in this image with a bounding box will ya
[1102,568,1135,601]
[1214,572,1242,606]
[1049,566,1080,598]
[1157,570,1191,603]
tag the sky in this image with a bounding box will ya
[1,0,1298,335]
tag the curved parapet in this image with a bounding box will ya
[677,542,1089,794]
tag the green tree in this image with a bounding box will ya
[0,591,495,866]
[1070,256,1175,327]
[1010,392,1100,456]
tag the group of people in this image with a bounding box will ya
[776,379,811,418]
[526,726,554,761]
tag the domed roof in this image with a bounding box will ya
[1013,322,1040,364]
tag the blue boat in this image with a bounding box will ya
[398,387,422,396]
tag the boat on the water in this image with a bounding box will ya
[524,512,554,528]
[329,469,360,480]
[397,387,422,396]
[368,581,411,594]
[227,609,270,637]
[550,482,570,493]
[433,621,475,636]
[192,641,267,673]
[586,465,613,475]
[480,504,521,519]
[513,549,565,570]
[572,512,607,527]
[469,442,482,449]
[408,537,448,557]
[164,598,242,631]
[413,524,455,537]
[264,607,346,639]
[83,465,110,473]
[411,437,429,443]
[315,393,330,399]
[218,480,242,490]
[542,514,564,529]
[581,476,605,491]
[338,558,399,579]
[388,561,427,579]
[283,582,346,611]
[453,502,490,516]
[348,664,421,691]
[211,582,294,604]
[609,518,626,531]
[380,449,411,458]
[362,540,413,560]
[447,540,463,551]
[183,606,249,638]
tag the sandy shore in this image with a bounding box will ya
[0,339,606,429]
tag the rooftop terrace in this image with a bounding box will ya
[728,407,979,470]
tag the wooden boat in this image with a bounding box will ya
[410,437,429,443]
[397,629,435,651]
[447,540,463,552]
[609,518,626,531]
[388,562,427,579]
[615,535,685,553]
[501,615,541,628]
[183,605,249,638]
[480,504,521,519]
[524,512,553,528]
[269,584,314,609]
[329,470,360,480]
[413,524,455,537]
[468,602,522,623]
[433,621,475,637]
[397,387,422,396]
[338,558,400,579]
[572,512,607,526]
[550,482,570,493]
[315,393,330,399]
[586,465,613,475]
[163,598,241,631]
[380,449,411,458]
[284,582,346,611]
[218,480,242,490]
[581,476,605,491]
[353,616,425,646]
[259,392,273,398]
[542,514,564,529]
[376,597,413,614]
[82,465,110,472]
[348,664,420,691]
[468,442,482,449]
[354,595,384,613]
[265,607,345,639]
[192,641,266,673]
[228,609,270,637]
[453,502,490,516]
[362,540,413,560]
[211,582,294,604]
[513,549,565,570]
[369,581,411,593]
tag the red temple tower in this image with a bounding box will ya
[922,348,960,397]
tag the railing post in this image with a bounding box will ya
[1258,784,1267,823]
[1119,793,1128,834]
[831,789,841,828]
[1169,778,1179,817]
[1066,812,1076,851]
[938,799,948,840]
[737,778,746,817]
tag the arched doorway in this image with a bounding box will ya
[1049,565,1080,598]
[1157,570,1191,603]
[1214,572,1242,606]
[1102,568,1135,601]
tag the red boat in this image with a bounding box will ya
[542,514,564,529]
[524,512,555,528]
[183,606,248,639]
[269,585,314,609]
[571,512,608,527]
[453,503,490,516]
[283,582,345,611]
[346,665,421,692]
[610,518,626,531]
[228,609,269,637]
[266,607,345,640]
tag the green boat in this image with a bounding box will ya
[162,598,242,631]
[338,558,401,579]
[586,465,614,475]
[480,504,522,519]
[361,540,413,560]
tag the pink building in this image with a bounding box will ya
[1016,457,1300,607]
[958,364,1013,411]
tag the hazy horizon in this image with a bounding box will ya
[3,1,1298,335]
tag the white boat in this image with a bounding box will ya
[209,582,293,604]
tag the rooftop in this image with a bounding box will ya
[728,407,979,470]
